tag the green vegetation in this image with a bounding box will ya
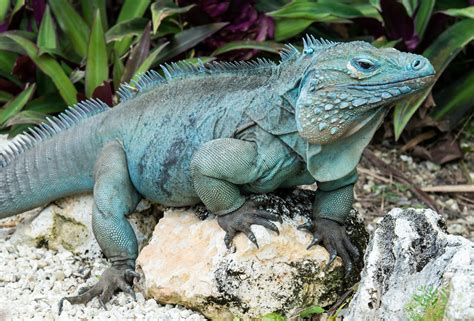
[405,286,449,321]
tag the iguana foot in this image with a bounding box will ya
[217,200,282,249]
[298,218,359,277]
[58,266,139,315]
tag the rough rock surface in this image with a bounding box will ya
[137,191,368,320]
[6,195,160,259]
[346,208,474,321]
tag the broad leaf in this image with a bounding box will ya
[431,70,474,122]
[212,40,284,56]
[81,0,108,30]
[0,51,17,75]
[393,18,474,139]
[0,91,13,103]
[414,0,435,39]
[37,5,57,56]
[442,7,474,19]
[134,42,169,77]
[153,23,228,65]
[121,23,151,83]
[0,0,9,22]
[274,18,314,41]
[106,18,148,43]
[151,1,194,34]
[114,0,151,56]
[86,11,109,97]
[113,53,125,90]
[0,83,35,126]
[1,33,78,106]
[26,94,66,114]
[49,0,90,57]
[5,110,48,127]
[0,31,35,54]
[269,0,363,19]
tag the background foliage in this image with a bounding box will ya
[0,0,472,162]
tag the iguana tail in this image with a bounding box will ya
[0,100,110,218]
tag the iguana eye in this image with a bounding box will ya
[352,58,375,72]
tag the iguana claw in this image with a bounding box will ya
[301,218,359,278]
[217,200,281,249]
[58,266,139,315]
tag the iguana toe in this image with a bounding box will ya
[58,266,139,315]
[217,200,281,249]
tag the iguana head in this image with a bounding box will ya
[293,37,435,144]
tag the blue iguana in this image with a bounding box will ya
[0,36,435,310]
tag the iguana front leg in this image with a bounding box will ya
[191,138,281,248]
[59,141,141,313]
[299,170,360,276]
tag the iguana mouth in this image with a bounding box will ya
[343,75,435,90]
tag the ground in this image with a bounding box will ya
[355,146,473,241]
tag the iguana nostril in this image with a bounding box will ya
[411,58,424,70]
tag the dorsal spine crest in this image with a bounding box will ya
[0,99,110,168]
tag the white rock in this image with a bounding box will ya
[8,195,159,258]
[346,208,474,321]
[137,208,366,320]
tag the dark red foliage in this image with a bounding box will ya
[12,55,36,83]
[179,0,274,59]
[379,0,419,51]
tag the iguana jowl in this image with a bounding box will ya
[0,36,435,309]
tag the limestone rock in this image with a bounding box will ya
[8,195,160,258]
[136,195,367,320]
[346,208,474,321]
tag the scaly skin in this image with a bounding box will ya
[0,36,435,310]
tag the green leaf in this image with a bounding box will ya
[105,17,149,43]
[85,11,109,97]
[299,305,325,318]
[81,0,108,30]
[401,0,417,16]
[0,51,17,74]
[442,7,474,19]
[49,0,90,57]
[0,83,35,126]
[0,0,9,22]
[37,5,57,56]
[212,40,284,56]
[5,110,48,127]
[121,22,151,83]
[260,312,286,321]
[151,0,194,34]
[1,33,78,106]
[393,19,474,139]
[134,42,169,76]
[274,18,314,41]
[414,0,435,39]
[431,70,474,121]
[0,91,13,103]
[153,22,228,65]
[26,94,66,114]
[269,0,363,20]
[113,53,125,90]
[0,30,35,54]
[114,0,151,56]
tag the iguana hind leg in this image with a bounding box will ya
[59,141,141,314]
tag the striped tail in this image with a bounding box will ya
[0,99,110,218]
